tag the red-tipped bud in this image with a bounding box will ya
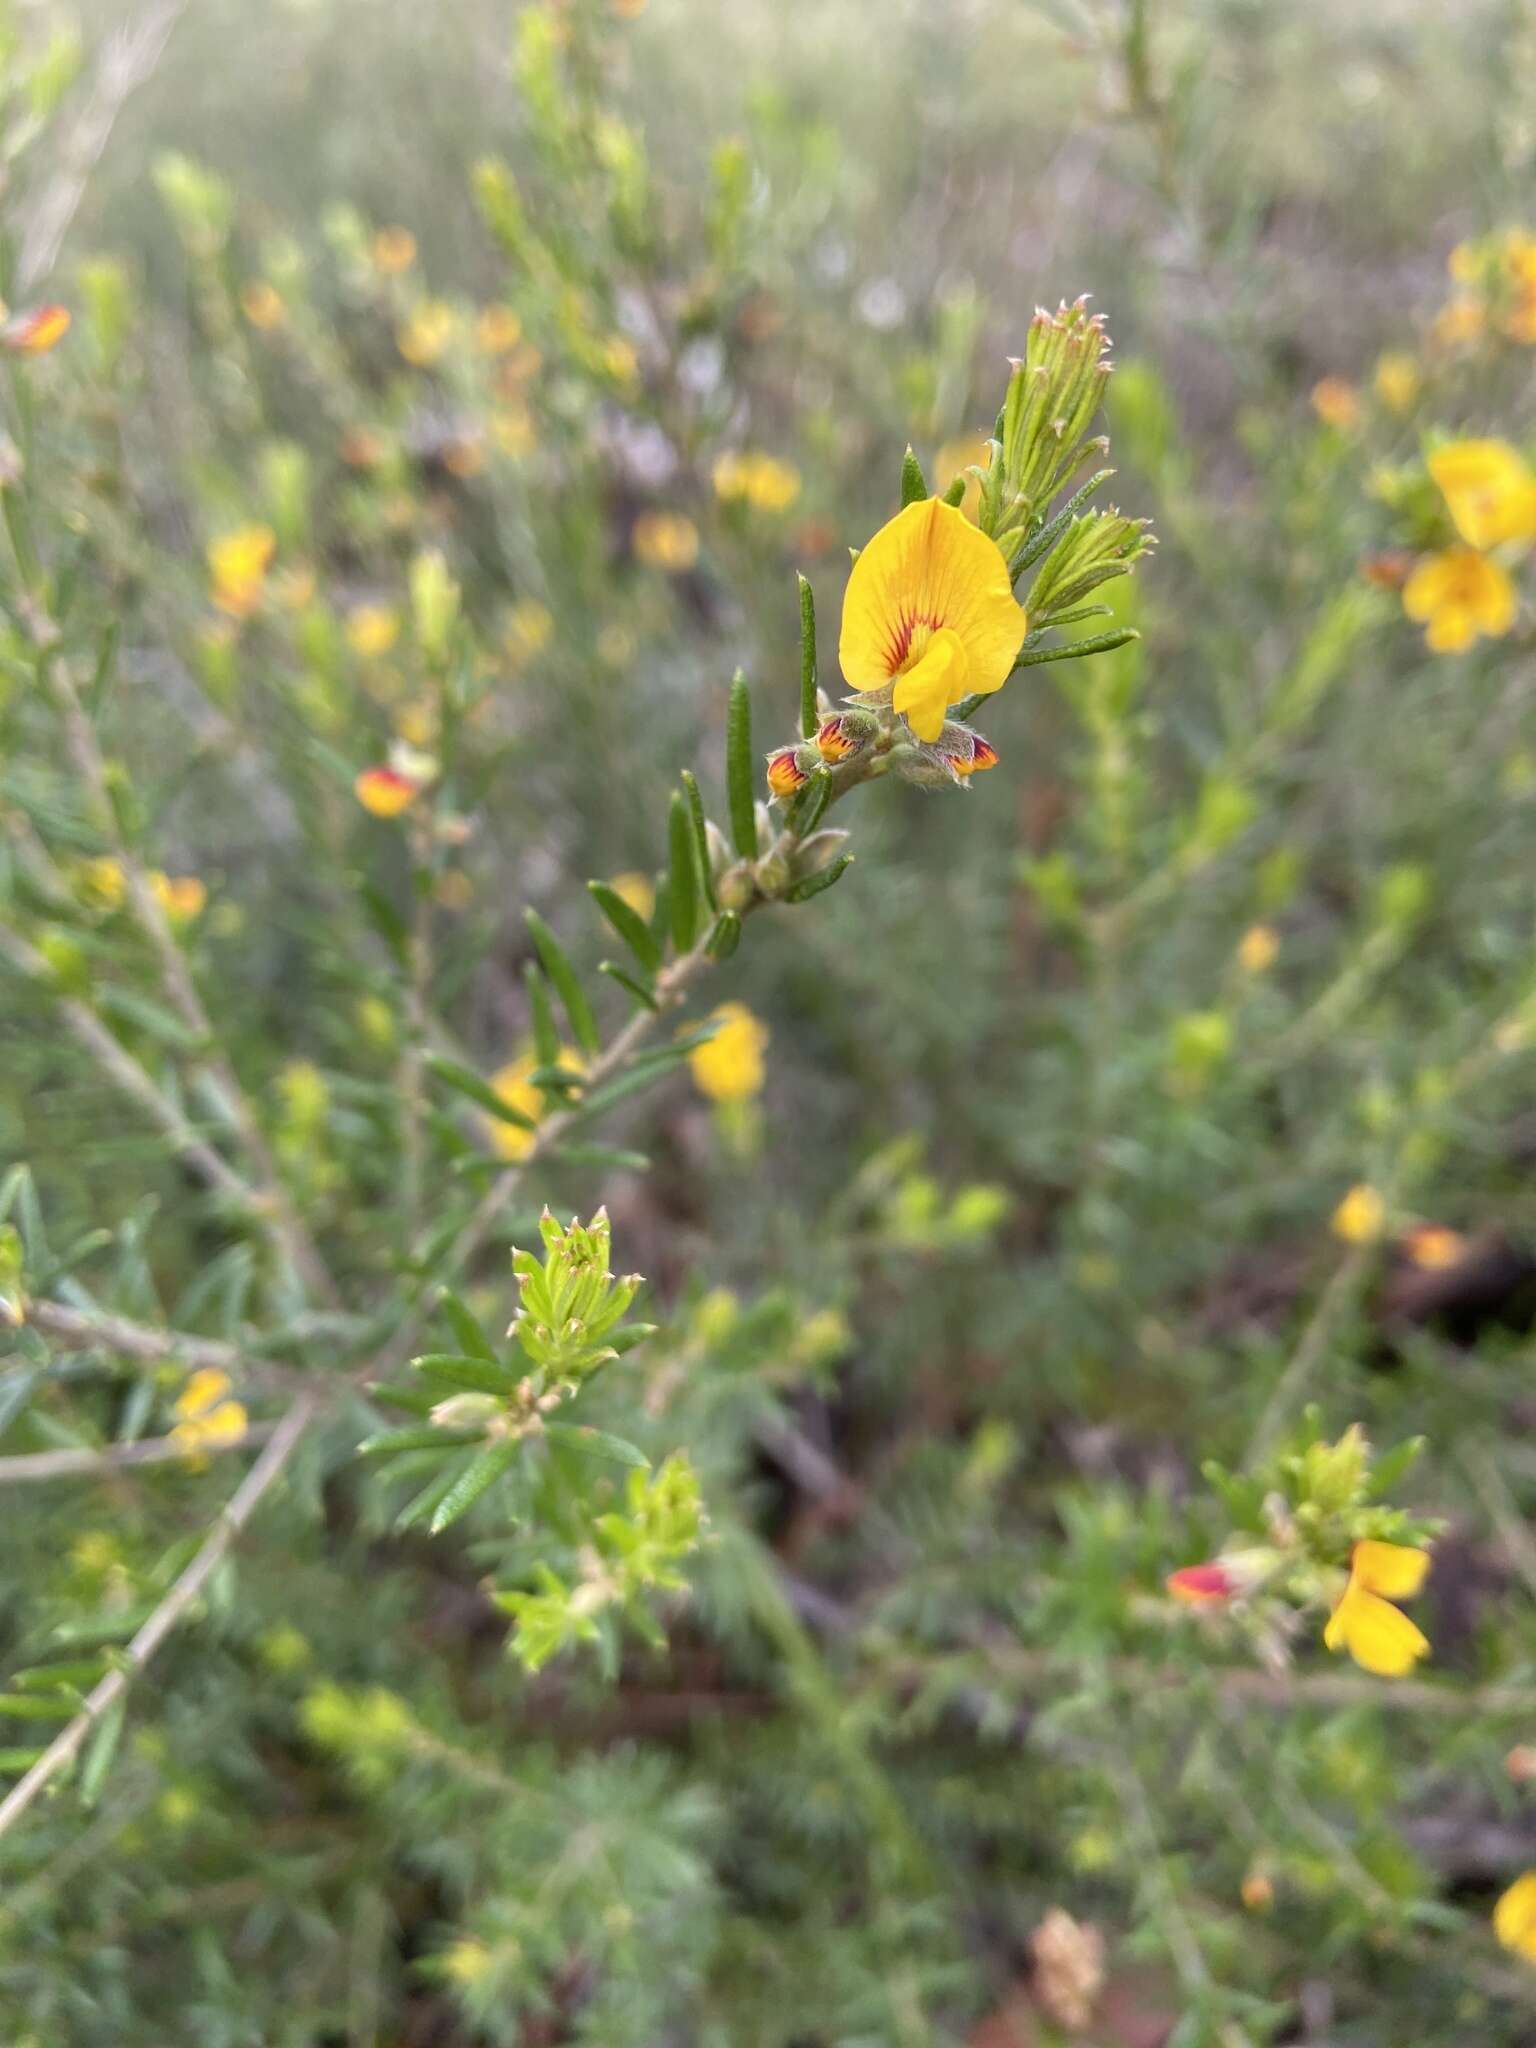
[1167,1562,1235,1605]
[355,766,420,819]
[954,734,999,778]
[765,745,811,800]
[816,713,874,764]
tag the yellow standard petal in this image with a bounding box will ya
[1351,1538,1431,1601]
[1495,1871,1536,1961]
[1429,440,1536,549]
[1324,1581,1430,1678]
[838,498,1026,741]
[175,1367,233,1422]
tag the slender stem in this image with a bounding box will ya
[0,1392,318,1843]
[24,1299,244,1374]
[0,1423,276,1485]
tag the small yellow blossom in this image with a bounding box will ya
[240,281,286,330]
[75,854,126,911]
[712,451,802,514]
[506,599,554,662]
[1402,546,1517,652]
[397,301,458,367]
[689,1001,768,1104]
[1240,1867,1275,1913]
[632,510,700,572]
[475,305,523,354]
[1431,297,1485,350]
[603,335,640,386]
[442,1938,495,1985]
[208,525,276,618]
[1495,1872,1536,1961]
[1237,923,1279,974]
[609,871,656,923]
[1372,352,1419,414]
[839,497,1026,743]
[490,405,536,459]
[355,766,420,819]
[487,1047,584,1160]
[170,1367,249,1465]
[765,745,811,799]
[1,304,70,354]
[1310,377,1361,431]
[1332,1183,1385,1244]
[149,872,208,924]
[1428,439,1536,550]
[372,226,417,274]
[1323,1539,1431,1677]
[1401,1223,1466,1271]
[346,605,401,657]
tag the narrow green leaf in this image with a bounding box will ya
[679,770,717,910]
[96,989,204,1052]
[78,1696,127,1809]
[543,1422,650,1468]
[587,881,662,973]
[1014,468,1116,574]
[668,792,699,952]
[524,960,558,1067]
[599,961,659,1012]
[12,1660,103,1693]
[546,1142,651,1172]
[1011,628,1139,670]
[786,854,854,903]
[437,1288,499,1362]
[900,445,928,507]
[607,1321,658,1356]
[786,768,831,838]
[426,1055,534,1131]
[525,909,600,1057]
[359,1424,478,1456]
[0,1748,46,1774]
[797,573,818,738]
[941,473,968,508]
[429,1436,521,1534]
[726,670,756,856]
[706,910,741,959]
[0,1694,78,1719]
[364,1380,440,1417]
[411,1353,521,1396]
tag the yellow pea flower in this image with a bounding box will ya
[487,1047,584,1160]
[1323,1539,1431,1677]
[240,281,286,330]
[1372,352,1419,414]
[149,872,208,924]
[1237,923,1279,974]
[1495,1872,1536,1960]
[346,605,401,657]
[632,510,700,571]
[838,498,1026,743]
[1428,439,1536,550]
[397,301,458,367]
[372,226,417,274]
[475,305,523,354]
[609,871,655,923]
[713,451,801,514]
[1,304,70,354]
[75,854,127,911]
[208,525,276,618]
[170,1367,249,1465]
[1430,297,1486,350]
[1310,377,1361,431]
[354,766,420,819]
[688,1001,768,1104]
[1402,546,1517,652]
[1331,1183,1385,1244]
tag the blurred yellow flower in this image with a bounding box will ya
[934,434,989,521]
[1372,352,1419,414]
[346,605,401,657]
[397,301,458,367]
[1401,1223,1465,1271]
[689,1001,768,1104]
[1323,1539,1430,1677]
[149,872,208,924]
[1495,1872,1536,1960]
[1428,439,1536,549]
[487,1047,583,1159]
[1402,546,1517,652]
[395,700,435,749]
[712,451,802,514]
[75,854,126,911]
[506,599,554,662]
[170,1367,249,1465]
[1237,923,1279,974]
[1331,1183,1385,1244]
[442,1939,494,1985]
[490,405,536,459]
[602,335,639,386]
[475,305,523,354]
[839,497,1026,743]
[208,525,276,617]
[1310,377,1361,431]
[372,226,417,274]
[355,766,420,818]
[240,281,286,330]
[1431,297,1485,350]
[609,871,656,922]
[633,510,700,571]
[1,303,70,354]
